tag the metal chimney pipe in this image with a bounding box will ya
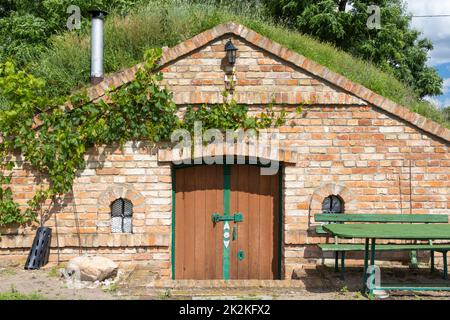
[88,10,107,84]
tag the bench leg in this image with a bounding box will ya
[340,251,345,280]
[334,252,339,273]
[363,238,369,291]
[430,250,435,273]
[370,239,376,266]
[443,251,448,280]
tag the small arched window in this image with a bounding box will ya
[322,195,343,214]
[111,198,133,233]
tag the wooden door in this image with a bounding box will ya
[174,165,224,279]
[174,164,280,280]
[230,165,280,279]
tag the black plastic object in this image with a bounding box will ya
[24,227,52,270]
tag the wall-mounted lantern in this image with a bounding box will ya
[224,40,238,65]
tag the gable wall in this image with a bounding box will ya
[159,35,365,106]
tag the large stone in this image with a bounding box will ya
[66,256,118,282]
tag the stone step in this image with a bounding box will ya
[116,279,324,298]
[117,265,333,298]
[125,279,308,289]
[117,286,309,299]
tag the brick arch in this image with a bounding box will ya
[98,184,145,214]
[309,183,357,214]
[157,144,298,164]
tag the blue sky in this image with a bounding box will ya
[405,0,450,108]
[435,64,450,107]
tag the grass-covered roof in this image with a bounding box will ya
[29,0,449,128]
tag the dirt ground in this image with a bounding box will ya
[1,264,450,300]
[119,264,450,300]
[0,265,116,300]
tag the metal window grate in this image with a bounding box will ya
[111,198,133,233]
[322,195,343,214]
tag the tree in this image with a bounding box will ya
[0,0,140,67]
[262,0,443,98]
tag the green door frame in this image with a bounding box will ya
[171,162,283,280]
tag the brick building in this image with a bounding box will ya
[2,23,449,280]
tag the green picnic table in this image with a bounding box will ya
[323,223,450,296]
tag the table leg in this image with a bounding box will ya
[363,238,369,291]
[334,252,339,273]
[443,251,448,280]
[340,251,345,280]
[430,250,435,273]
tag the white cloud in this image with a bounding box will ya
[424,96,440,106]
[440,79,450,106]
[424,95,450,109]
[404,0,450,65]
[444,78,450,94]
[425,78,450,108]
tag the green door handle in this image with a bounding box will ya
[212,212,243,223]
[238,250,244,261]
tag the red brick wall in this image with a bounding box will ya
[275,105,449,278]
[1,143,172,278]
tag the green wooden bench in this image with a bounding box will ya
[315,214,450,279]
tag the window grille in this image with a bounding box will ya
[322,195,343,214]
[111,198,133,233]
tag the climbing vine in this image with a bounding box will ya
[0,48,285,227]
[183,91,286,132]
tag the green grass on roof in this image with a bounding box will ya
[29,0,449,128]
